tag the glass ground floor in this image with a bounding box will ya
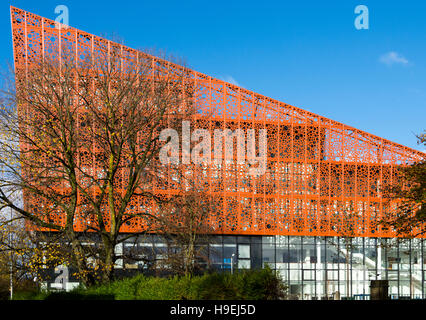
[44,234,426,299]
[258,236,425,300]
[116,235,426,300]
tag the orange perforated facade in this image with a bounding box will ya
[10,6,425,239]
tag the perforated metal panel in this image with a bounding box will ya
[11,6,425,237]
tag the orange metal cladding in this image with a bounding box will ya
[10,7,426,238]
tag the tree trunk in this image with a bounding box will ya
[102,239,115,283]
[69,236,95,287]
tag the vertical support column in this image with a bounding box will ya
[341,125,345,236]
[366,159,371,235]
[41,18,45,62]
[208,76,213,229]
[378,242,382,280]
[328,121,332,234]
[222,84,227,231]
[262,99,266,234]
[251,94,256,231]
[422,240,424,299]
[237,87,241,233]
[74,29,80,226]
[390,144,394,237]
[409,239,413,299]
[277,110,281,233]
[355,157,358,233]
[24,11,28,87]
[303,111,308,234]
[91,35,96,218]
[317,120,321,235]
[317,236,323,297]
[379,139,384,235]
[135,51,141,228]
[58,19,61,73]
[290,108,294,234]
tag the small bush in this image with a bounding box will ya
[45,292,114,300]
[3,278,45,300]
[190,266,287,300]
[11,290,47,300]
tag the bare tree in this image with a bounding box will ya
[0,43,194,284]
[324,203,358,299]
[155,165,219,276]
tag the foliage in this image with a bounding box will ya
[80,267,287,300]
[10,267,287,300]
[382,132,426,237]
[191,267,287,300]
[0,214,73,295]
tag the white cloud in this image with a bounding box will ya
[220,75,241,87]
[379,51,409,66]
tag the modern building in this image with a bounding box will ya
[10,7,425,299]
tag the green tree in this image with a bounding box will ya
[382,132,426,237]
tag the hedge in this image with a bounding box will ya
[13,267,287,300]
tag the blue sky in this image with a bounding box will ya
[1,0,425,152]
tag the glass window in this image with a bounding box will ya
[389,281,398,298]
[251,236,262,244]
[262,241,275,263]
[400,249,410,271]
[399,281,411,297]
[289,269,302,281]
[303,269,315,280]
[277,269,288,281]
[238,260,251,269]
[223,236,236,244]
[288,248,302,264]
[302,236,315,244]
[412,250,420,266]
[399,271,410,281]
[325,244,340,264]
[289,236,303,244]
[209,244,223,264]
[237,236,250,244]
[195,245,209,265]
[387,270,398,281]
[153,243,168,260]
[339,237,352,247]
[223,244,237,261]
[238,244,250,259]
[302,245,317,264]
[327,270,339,280]
[276,243,287,263]
[386,247,399,270]
[262,236,275,246]
[303,282,316,299]
[152,235,166,244]
[263,251,275,265]
[365,246,377,264]
[365,237,377,247]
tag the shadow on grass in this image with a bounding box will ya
[44,292,115,300]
